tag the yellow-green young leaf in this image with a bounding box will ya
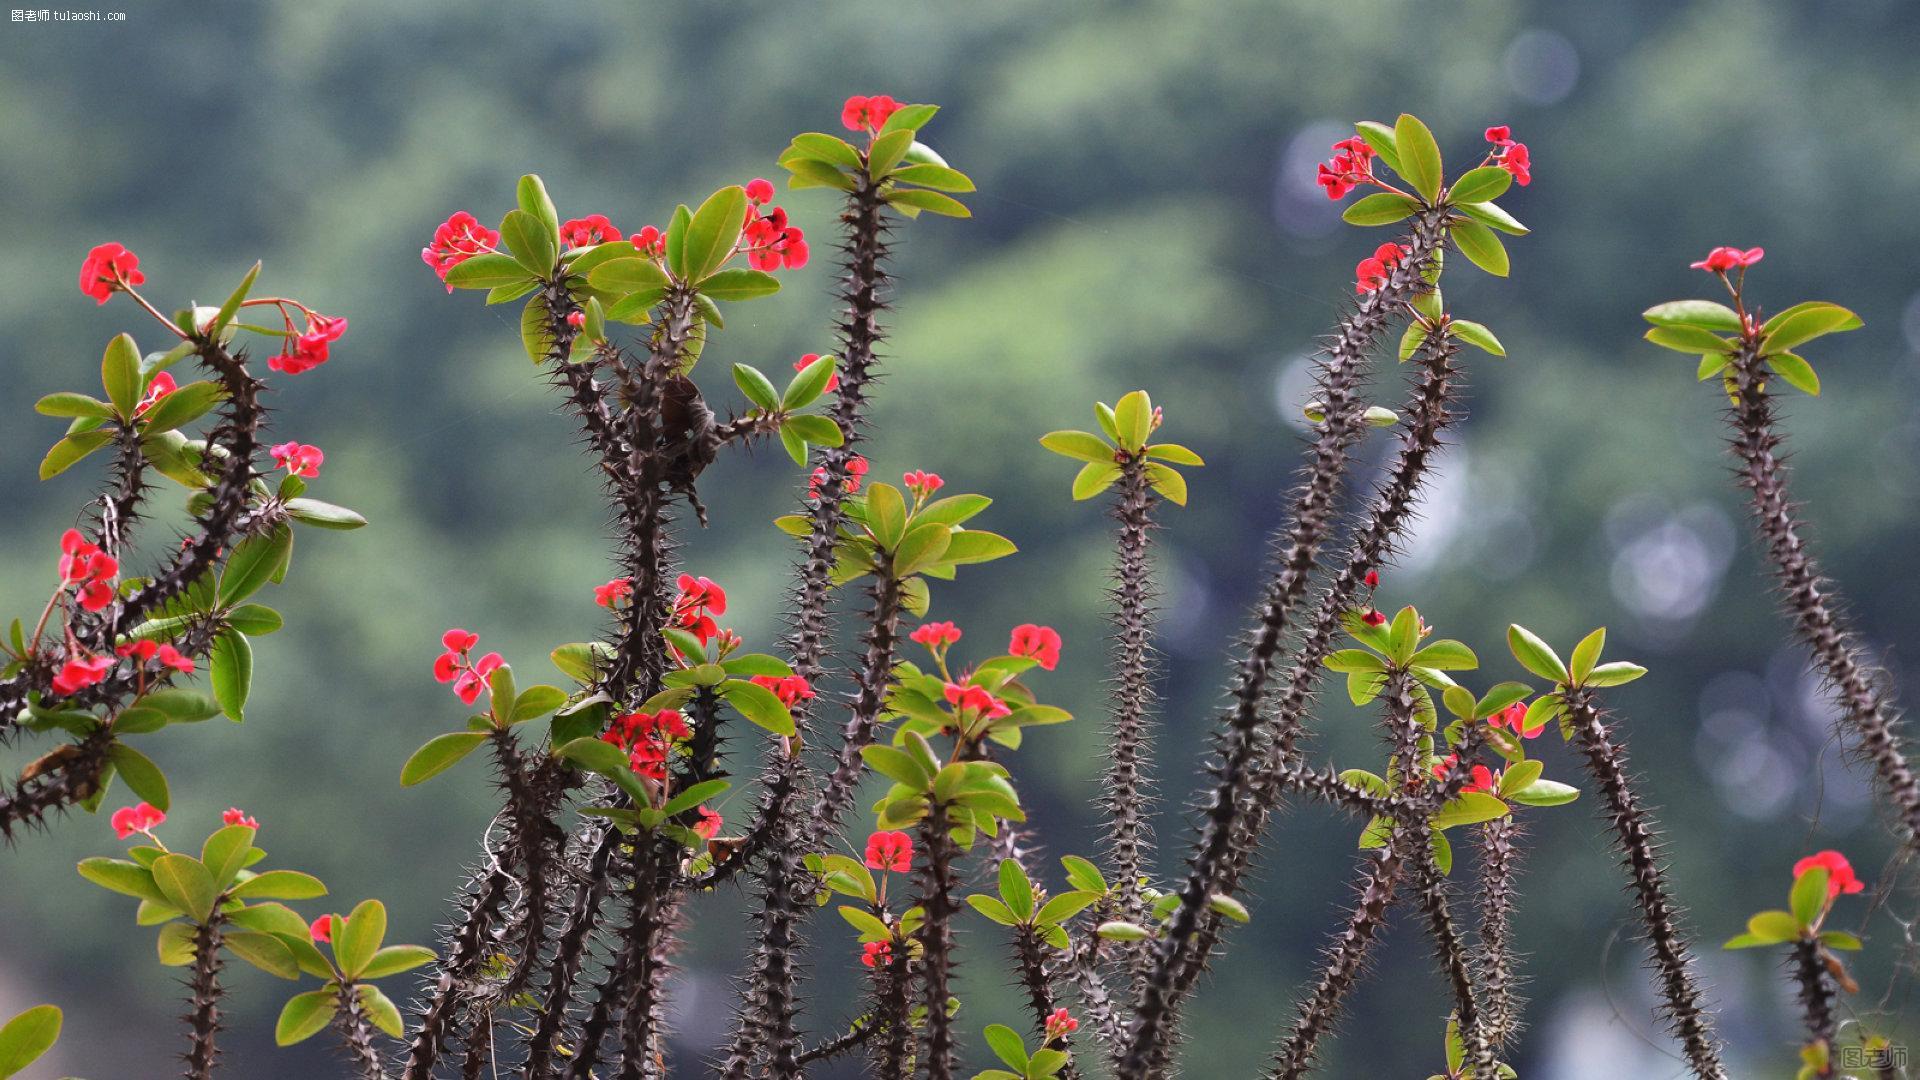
[1456,201,1528,236]
[733,364,779,412]
[229,869,328,901]
[1354,120,1401,172]
[1448,320,1504,356]
[1697,353,1730,381]
[788,132,864,170]
[151,854,218,923]
[285,498,367,530]
[400,731,489,786]
[1790,868,1828,928]
[968,894,1017,925]
[102,333,143,417]
[35,392,114,419]
[336,899,386,978]
[1072,462,1120,500]
[1569,627,1605,684]
[517,174,560,238]
[683,186,750,282]
[1499,759,1544,797]
[500,208,558,277]
[889,164,975,192]
[138,381,225,435]
[1430,791,1509,830]
[1341,192,1419,227]
[156,921,197,966]
[1761,302,1862,354]
[275,990,337,1046]
[0,1005,62,1078]
[783,354,838,410]
[1767,352,1820,396]
[887,189,970,218]
[783,157,858,192]
[865,483,907,548]
[1399,322,1428,362]
[1645,325,1734,354]
[1145,463,1187,506]
[1393,114,1443,204]
[1450,220,1509,277]
[77,857,167,903]
[1040,430,1114,463]
[201,824,256,888]
[1585,662,1647,687]
[868,129,914,176]
[358,986,404,1038]
[1113,390,1153,449]
[444,253,535,290]
[220,525,293,606]
[1644,300,1744,332]
[520,295,556,363]
[587,257,671,297]
[360,944,437,980]
[1507,625,1568,684]
[892,522,952,577]
[39,429,113,480]
[1745,909,1801,945]
[1507,778,1579,807]
[1145,443,1203,466]
[701,268,782,301]
[1208,894,1251,923]
[1446,166,1511,205]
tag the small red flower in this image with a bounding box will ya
[268,314,348,376]
[750,674,816,707]
[794,353,839,393]
[559,215,622,249]
[1485,125,1514,146]
[864,830,914,872]
[1488,701,1542,740]
[808,455,869,501]
[1793,850,1865,899]
[1495,141,1531,186]
[270,441,325,479]
[631,226,665,256]
[744,178,776,205]
[223,807,260,829]
[134,372,177,419]
[1363,570,1380,589]
[52,652,113,696]
[1315,137,1376,200]
[433,629,502,705]
[694,806,723,840]
[1354,243,1403,295]
[903,470,944,499]
[1361,609,1388,627]
[110,802,166,839]
[744,202,808,272]
[1009,624,1062,671]
[672,575,728,648]
[601,709,690,781]
[861,940,893,968]
[567,310,586,329]
[910,621,963,649]
[115,640,194,675]
[310,915,336,943]
[79,243,146,305]
[1690,246,1765,273]
[594,578,634,608]
[56,529,120,613]
[841,95,901,133]
[422,211,500,289]
[1044,1008,1079,1042]
[1465,764,1495,794]
[943,681,1010,719]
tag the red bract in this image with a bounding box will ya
[744,202,808,271]
[567,310,586,329]
[861,940,892,969]
[1496,142,1531,186]
[560,215,622,248]
[52,652,113,695]
[910,621,963,649]
[673,574,728,646]
[944,681,1010,719]
[1009,624,1063,671]
[744,178,776,204]
[270,441,325,479]
[134,372,176,418]
[750,674,815,707]
[222,807,260,829]
[114,640,195,675]
[1315,137,1376,200]
[434,629,502,705]
[267,314,347,376]
[79,242,146,305]
[310,915,336,943]
[1354,242,1406,294]
[594,577,634,609]
[695,806,723,840]
[1485,125,1514,146]
[1488,700,1541,740]
[808,455,868,500]
[57,529,119,613]
[903,470,944,499]
[841,94,901,133]
[422,211,501,289]
[864,830,914,872]
[631,226,665,256]
[1793,850,1865,899]
[795,352,839,393]
[1361,609,1388,627]
[1045,1008,1080,1041]
[1363,569,1380,589]
[1690,246,1765,273]
[601,709,690,781]
[110,802,165,839]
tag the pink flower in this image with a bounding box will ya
[223,807,259,829]
[903,470,943,499]
[841,95,901,133]
[1495,141,1531,186]
[744,178,776,204]
[795,353,839,393]
[52,652,113,696]
[1044,1008,1079,1042]
[423,211,500,289]
[567,310,586,329]
[594,578,634,608]
[79,243,146,305]
[1484,125,1514,146]
[1793,850,1865,899]
[310,915,336,943]
[270,441,325,479]
[110,802,166,839]
[910,621,963,649]
[1354,242,1406,294]
[559,215,622,249]
[134,372,176,418]
[267,314,347,376]
[1009,624,1062,671]
[1690,246,1765,273]
[864,830,913,872]
[1315,137,1376,200]
[743,203,808,272]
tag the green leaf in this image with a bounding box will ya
[336,899,386,978]
[1354,120,1401,172]
[865,483,907,548]
[229,869,327,901]
[226,930,299,979]
[719,679,796,737]
[1498,759,1544,797]
[1645,325,1735,354]
[1643,300,1744,333]
[210,628,253,722]
[914,494,993,528]
[733,364,779,412]
[782,414,844,447]
[998,859,1034,921]
[521,295,558,362]
[275,990,337,1046]
[984,1023,1029,1072]
[886,189,971,218]
[1451,221,1508,277]
[1762,302,1861,354]
[108,744,169,811]
[517,174,560,239]
[39,429,113,480]
[220,526,293,606]
[701,268,781,302]
[151,854,218,923]
[359,985,404,1038]
[1410,640,1477,671]
[360,944,437,979]
[1819,930,1863,951]
[1507,625,1568,683]
[783,157,858,192]
[1744,909,1801,946]
[1072,462,1120,501]
[1791,867,1829,928]
[1585,661,1647,687]
[1447,166,1511,205]
[1431,791,1510,830]
[1113,390,1153,450]
[1096,920,1151,941]
[1767,352,1820,396]
[587,256,670,297]
[0,1005,62,1079]
[1569,628,1605,684]
[861,744,933,789]
[200,824,256,888]
[890,164,975,192]
[1393,114,1442,204]
[1040,430,1114,463]
[892,522,952,577]
[102,333,142,417]
[683,186,750,282]
[444,252,536,290]
[225,604,283,636]
[1145,443,1203,466]
[788,132,863,170]
[36,391,114,419]
[156,920,197,966]
[511,686,568,724]
[76,857,167,903]
[868,129,914,176]
[501,208,558,277]
[879,103,940,136]
[1208,894,1251,923]
[1448,320,1504,356]
[1507,778,1580,807]
[1325,649,1386,673]
[285,498,368,530]
[401,731,489,786]
[662,778,731,819]
[1341,192,1420,226]
[940,530,1016,565]
[967,894,1017,925]
[784,354,839,410]
[1456,201,1528,235]
[1145,463,1187,506]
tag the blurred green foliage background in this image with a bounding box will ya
[4,1,1920,1076]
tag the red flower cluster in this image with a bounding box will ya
[794,352,839,393]
[1316,137,1376,200]
[861,940,893,968]
[841,95,901,134]
[270,441,324,479]
[1488,701,1542,740]
[58,528,120,613]
[111,801,165,839]
[1793,850,1865,899]
[267,313,348,376]
[423,211,501,290]
[1690,246,1764,273]
[944,681,1010,719]
[52,652,112,696]
[809,455,868,501]
[594,577,634,609]
[434,629,504,706]
[1432,753,1494,794]
[1485,126,1531,186]
[115,639,195,675]
[743,185,808,271]
[865,830,913,872]
[750,674,815,707]
[79,242,146,305]
[910,621,963,649]
[223,807,260,829]
[134,372,176,419]
[600,708,690,781]
[673,574,728,646]
[631,225,665,256]
[903,470,943,499]
[559,214,621,249]
[1009,624,1062,671]
[1355,242,1406,294]
[1044,1008,1080,1042]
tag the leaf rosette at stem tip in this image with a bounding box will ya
[778,97,976,218]
[1643,250,1861,399]
[1040,389,1202,505]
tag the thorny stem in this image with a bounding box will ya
[183,915,226,1080]
[1792,938,1839,1077]
[809,570,906,839]
[616,838,679,1079]
[332,982,387,1080]
[1119,207,1448,1079]
[1475,814,1526,1052]
[402,862,512,1078]
[1266,842,1407,1079]
[525,820,619,1079]
[1565,687,1728,1080]
[1103,454,1160,939]
[917,799,964,1080]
